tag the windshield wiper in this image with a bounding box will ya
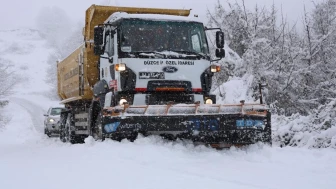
[153,51,166,58]
[137,51,209,60]
[138,52,166,58]
[168,50,209,60]
[138,52,155,57]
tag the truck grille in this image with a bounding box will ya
[146,93,194,105]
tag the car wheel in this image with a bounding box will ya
[44,128,51,137]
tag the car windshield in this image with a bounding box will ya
[50,108,63,116]
[119,19,209,55]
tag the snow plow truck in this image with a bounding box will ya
[57,5,272,148]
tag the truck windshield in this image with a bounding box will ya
[119,19,209,57]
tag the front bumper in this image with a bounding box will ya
[45,123,60,133]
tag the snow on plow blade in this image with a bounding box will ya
[102,103,271,147]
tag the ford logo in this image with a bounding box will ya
[162,66,178,73]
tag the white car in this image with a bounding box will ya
[43,107,65,137]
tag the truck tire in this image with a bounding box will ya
[60,128,66,142]
[92,112,105,141]
[59,111,68,143]
[65,113,78,144]
[60,113,77,144]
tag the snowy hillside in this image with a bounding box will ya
[0,29,58,103]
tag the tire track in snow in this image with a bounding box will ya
[10,97,46,134]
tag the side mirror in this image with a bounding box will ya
[215,48,225,58]
[216,31,224,49]
[43,114,48,117]
[94,26,104,55]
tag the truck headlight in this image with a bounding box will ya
[205,99,213,104]
[210,65,220,73]
[115,63,126,71]
[48,118,55,123]
[119,98,128,106]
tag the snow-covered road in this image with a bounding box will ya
[1,97,336,189]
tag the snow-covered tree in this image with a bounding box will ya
[207,0,336,148]
[0,58,17,101]
[207,0,250,57]
[35,7,84,99]
[0,58,17,129]
[302,0,336,104]
[207,0,304,115]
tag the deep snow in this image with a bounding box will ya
[0,29,336,189]
[1,99,336,189]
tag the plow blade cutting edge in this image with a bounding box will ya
[101,103,271,147]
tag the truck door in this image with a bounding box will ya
[100,29,117,90]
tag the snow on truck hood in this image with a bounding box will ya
[105,12,203,24]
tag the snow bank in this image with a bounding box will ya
[273,99,336,149]
[212,43,252,104]
[1,132,336,189]
[0,101,40,144]
[216,76,336,149]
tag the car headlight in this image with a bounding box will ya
[48,118,55,123]
[205,99,213,104]
[119,98,128,106]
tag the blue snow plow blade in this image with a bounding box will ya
[101,103,272,147]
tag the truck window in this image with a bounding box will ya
[104,34,110,55]
[110,34,114,56]
[119,20,209,56]
[191,34,201,53]
[104,32,114,57]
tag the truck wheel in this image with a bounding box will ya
[93,112,105,141]
[60,129,66,142]
[65,113,78,144]
[59,112,67,143]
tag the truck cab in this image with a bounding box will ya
[93,12,225,108]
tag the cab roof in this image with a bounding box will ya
[105,12,203,24]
